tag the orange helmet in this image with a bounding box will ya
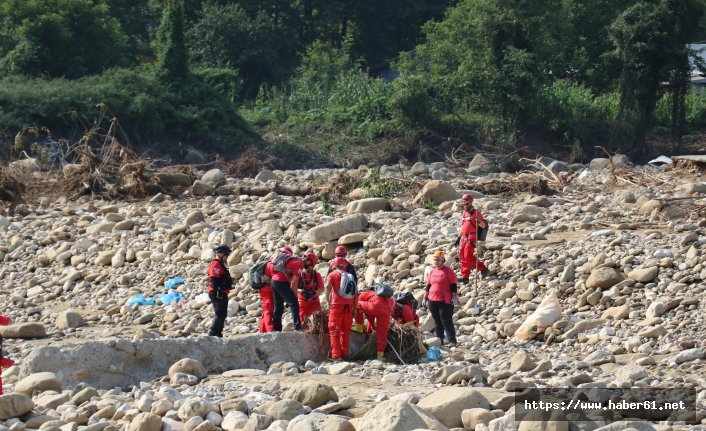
[433,250,446,260]
[333,256,347,268]
[304,252,318,265]
[461,193,474,204]
[334,246,347,256]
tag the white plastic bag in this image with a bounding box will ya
[513,290,562,341]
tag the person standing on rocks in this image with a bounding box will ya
[454,193,488,282]
[270,246,304,331]
[327,246,358,283]
[207,245,234,337]
[298,252,323,326]
[353,283,395,360]
[259,260,275,333]
[324,257,358,360]
[423,251,459,347]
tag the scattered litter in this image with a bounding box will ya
[165,276,185,290]
[648,155,673,166]
[157,290,187,306]
[126,294,156,307]
[422,346,442,362]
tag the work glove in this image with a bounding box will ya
[452,294,460,305]
[422,298,429,308]
[453,236,460,247]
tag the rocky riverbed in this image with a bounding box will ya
[0,155,705,431]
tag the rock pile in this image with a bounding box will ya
[0,154,705,430]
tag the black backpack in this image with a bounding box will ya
[477,220,489,241]
[393,292,418,310]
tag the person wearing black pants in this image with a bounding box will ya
[269,246,304,331]
[208,245,234,337]
[271,280,302,331]
[428,301,456,344]
[424,250,459,346]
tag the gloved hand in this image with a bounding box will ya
[452,294,459,305]
[422,298,429,308]
[216,289,225,300]
[453,236,460,247]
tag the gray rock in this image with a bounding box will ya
[417,387,490,428]
[15,372,61,396]
[308,215,368,243]
[357,399,449,431]
[346,198,389,214]
[56,310,85,329]
[413,180,460,205]
[0,393,34,420]
[283,382,338,409]
[255,170,282,182]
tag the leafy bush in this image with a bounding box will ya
[0,68,256,149]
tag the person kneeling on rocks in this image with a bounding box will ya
[423,250,459,347]
[298,252,323,326]
[207,245,233,337]
[324,257,358,360]
[392,292,420,328]
[353,283,395,360]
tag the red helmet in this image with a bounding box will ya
[460,193,474,204]
[334,246,347,256]
[333,256,347,268]
[304,252,318,265]
[281,246,293,255]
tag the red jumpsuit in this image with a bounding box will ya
[355,291,394,353]
[326,270,356,359]
[298,269,323,324]
[0,315,14,395]
[459,208,487,278]
[259,262,275,333]
[392,302,419,327]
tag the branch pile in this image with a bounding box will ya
[461,174,558,196]
[384,322,425,364]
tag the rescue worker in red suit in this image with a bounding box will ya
[392,300,419,327]
[454,193,488,282]
[298,252,323,326]
[353,284,394,360]
[0,315,14,395]
[327,246,358,283]
[259,261,275,332]
[423,250,459,346]
[270,246,304,331]
[324,257,358,360]
[207,245,233,337]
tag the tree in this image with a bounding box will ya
[187,2,298,98]
[0,0,130,78]
[155,0,189,83]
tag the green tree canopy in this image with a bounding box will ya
[0,0,130,78]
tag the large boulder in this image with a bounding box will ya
[255,399,304,421]
[15,372,61,396]
[357,399,449,431]
[468,154,499,176]
[156,173,192,188]
[129,412,163,431]
[0,393,34,420]
[308,214,368,243]
[201,169,225,185]
[627,266,659,283]
[417,387,490,428]
[255,169,282,182]
[287,413,354,431]
[168,358,207,380]
[346,198,389,214]
[413,180,460,205]
[283,381,338,409]
[0,322,46,339]
[56,310,85,329]
[586,267,624,289]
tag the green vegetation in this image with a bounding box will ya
[0,0,705,165]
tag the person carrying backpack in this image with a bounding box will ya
[270,246,304,331]
[327,246,358,283]
[353,283,394,360]
[258,261,275,332]
[324,256,358,360]
[207,245,234,337]
[423,250,459,347]
[298,252,323,325]
[392,292,420,327]
[454,193,488,282]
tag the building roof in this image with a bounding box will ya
[690,43,706,76]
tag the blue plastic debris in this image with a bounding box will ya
[158,290,187,306]
[165,276,185,290]
[126,294,156,307]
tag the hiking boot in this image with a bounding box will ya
[481,269,489,278]
[328,356,342,362]
[352,322,365,334]
[458,277,469,284]
[376,351,385,360]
